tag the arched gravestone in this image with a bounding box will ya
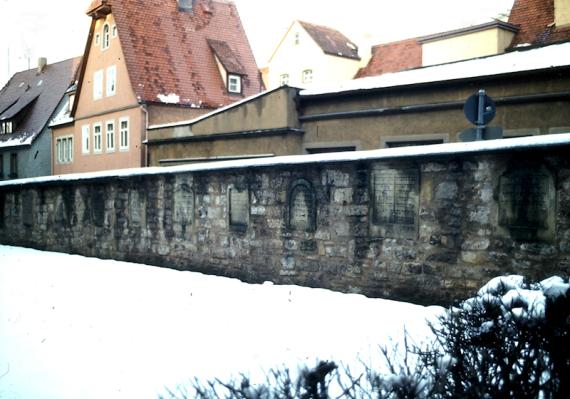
[369,166,420,239]
[229,185,249,231]
[498,165,555,241]
[288,179,316,232]
[173,184,194,226]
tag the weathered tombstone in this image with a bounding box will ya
[499,165,555,241]
[288,179,316,232]
[22,191,34,227]
[128,190,143,227]
[173,184,194,226]
[229,186,249,230]
[370,166,419,239]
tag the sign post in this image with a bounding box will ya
[459,89,502,142]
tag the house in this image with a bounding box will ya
[357,0,570,78]
[263,20,364,90]
[0,57,80,180]
[51,0,262,175]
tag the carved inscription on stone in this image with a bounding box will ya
[499,166,555,240]
[370,167,419,239]
[288,179,316,232]
[229,187,248,229]
[174,185,194,226]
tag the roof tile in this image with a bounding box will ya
[298,21,360,60]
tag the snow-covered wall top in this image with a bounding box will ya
[1,133,569,188]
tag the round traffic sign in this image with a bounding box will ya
[464,91,496,125]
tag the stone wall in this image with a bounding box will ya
[1,145,569,305]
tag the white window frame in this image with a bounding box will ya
[95,33,100,46]
[112,25,117,38]
[228,74,241,94]
[56,136,73,164]
[93,70,103,100]
[106,65,117,97]
[93,123,103,153]
[119,117,129,151]
[106,120,115,152]
[302,69,313,84]
[81,124,90,154]
[279,74,289,86]
[102,23,110,50]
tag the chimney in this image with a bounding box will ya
[37,57,47,74]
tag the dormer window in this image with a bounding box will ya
[228,74,242,94]
[102,23,110,50]
[0,121,14,134]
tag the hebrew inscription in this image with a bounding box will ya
[229,187,249,229]
[288,179,316,232]
[499,166,555,240]
[370,167,419,239]
[174,184,194,226]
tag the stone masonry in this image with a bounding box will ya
[1,145,569,305]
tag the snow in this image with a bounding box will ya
[301,42,570,97]
[0,133,33,149]
[1,132,569,188]
[0,245,442,399]
[156,93,181,104]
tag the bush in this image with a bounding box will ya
[160,275,570,399]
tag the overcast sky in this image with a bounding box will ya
[0,0,514,88]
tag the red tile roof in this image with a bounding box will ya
[298,21,360,60]
[87,0,262,108]
[354,38,422,78]
[508,0,570,47]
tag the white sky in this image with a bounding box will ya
[0,0,514,88]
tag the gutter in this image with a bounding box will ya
[299,91,570,122]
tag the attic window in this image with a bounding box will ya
[95,33,100,46]
[228,74,242,94]
[102,23,110,50]
[280,74,289,86]
[295,32,300,45]
[112,25,117,38]
[0,121,14,135]
[178,0,194,12]
[302,69,313,83]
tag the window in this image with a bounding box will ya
[93,123,102,153]
[106,65,116,96]
[106,120,115,152]
[95,33,100,46]
[294,32,300,45]
[119,117,129,150]
[305,146,356,154]
[56,137,73,164]
[102,23,110,49]
[81,124,90,154]
[9,153,17,179]
[385,139,444,148]
[93,70,103,100]
[0,121,13,134]
[302,69,313,84]
[279,74,289,86]
[112,25,117,38]
[228,74,241,94]
[68,94,75,112]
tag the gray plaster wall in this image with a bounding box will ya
[0,129,52,180]
[1,147,569,305]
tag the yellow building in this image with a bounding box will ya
[263,20,366,90]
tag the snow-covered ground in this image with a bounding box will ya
[0,245,442,399]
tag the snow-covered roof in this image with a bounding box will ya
[301,42,570,97]
[1,132,569,188]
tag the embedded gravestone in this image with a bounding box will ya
[288,179,316,232]
[90,187,106,227]
[370,166,419,239]
[229,186,248,230]
[128,190,143,227]
[22,191,34,227]
[173,184,194,226]
[499,165,555,240]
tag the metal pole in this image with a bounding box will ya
[476,89,485,141]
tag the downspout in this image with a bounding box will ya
[140,103,149,167]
